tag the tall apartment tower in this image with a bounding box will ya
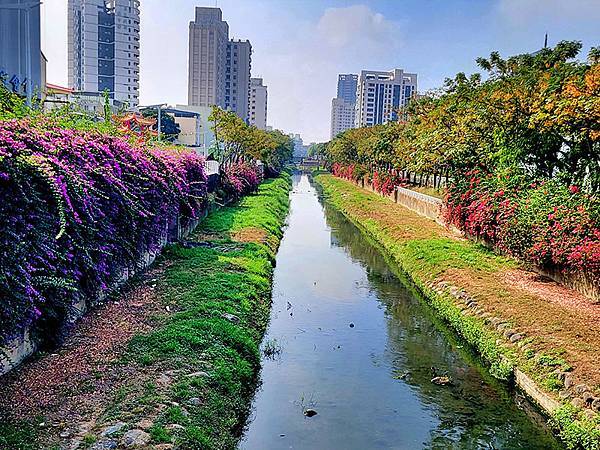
[187,7,229,107]
[249,77,267,130]
[337,73,358,103]
[355,69,417,127]
[330,73,358,138]
[68,0,140,107]
[225,39,252,121]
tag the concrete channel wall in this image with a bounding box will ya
[0,209,208,377]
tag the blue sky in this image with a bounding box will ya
[43,0,599,142]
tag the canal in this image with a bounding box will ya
[240,173,561,449]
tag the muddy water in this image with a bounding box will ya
[240,174,561,449]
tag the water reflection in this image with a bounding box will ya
[241,174,561,449]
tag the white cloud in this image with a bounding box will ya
[254,4,404,142]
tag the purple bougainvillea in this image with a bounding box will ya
[0,119,207,344]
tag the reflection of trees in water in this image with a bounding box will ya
[321,201,561,450]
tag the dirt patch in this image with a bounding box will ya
[231,226,268,244]
[0,264,169,444]
[441,267,600,392]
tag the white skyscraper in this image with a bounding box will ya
[330,73,358,138]
[330,98,356,139]
[68,0,140,107]
[187,7,229,108]
[249,77,267,130]
[355,69,417,127]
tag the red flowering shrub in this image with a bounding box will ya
[0,119,207,344]
[445,170,600,281]
[221,161,262,198]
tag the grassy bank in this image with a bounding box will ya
[0,173,291,450]
[314,174,600,449]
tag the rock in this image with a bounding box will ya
[575,384,589,395]
[509,333,524,343]
[100,422,126,437]
[188,397,201,406]
[571,398,585,409]
[157,373,172,386]
[303,409,318,417]
[90,440,118,450]
[431,376,451,386]
[349,323,355,328]
[136,419,153,430]
[121,429,151,448]
[582,409,597,421]
[154,445,174,450]
[186,371,209,378]
[564,374,574,389]
[591,398,600,412]
[503,329,515,339]
[165,424,185,431]
[559,390,571,400]
[59,431,70,438]
[582,391,595,404]
[221,313,240,324]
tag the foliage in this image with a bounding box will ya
[220,161,262,198]
[0,118,207,344]
[325,42,600,278]
[209,107,292,174]
[444,168,600,281]
[551,404,600,450]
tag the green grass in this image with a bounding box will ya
[120,173,291,449]
[0,174,291,450]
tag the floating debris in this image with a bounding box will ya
[349,322,355,328]
[304,408,318,417]
[431,376,452,386]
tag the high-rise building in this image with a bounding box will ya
[68,0,140,107]
[330,97,355,139]
[187,7,229,108]
[336,73,358,103]
[225,39,251,121]
[355,69,417,127]
[330,73,357,138]
[0,0,43,102]
[249,77,267,130]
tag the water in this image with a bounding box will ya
[240,174,561,449]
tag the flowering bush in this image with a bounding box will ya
[444,170,600,281]
[333,164,405,195]
[220,161,262,198]
[0,119,207,344]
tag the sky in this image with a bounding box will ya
[42,0,600,143]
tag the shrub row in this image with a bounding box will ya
[220,161,263,198]
[0,118,207,344]
[444,169,600,283]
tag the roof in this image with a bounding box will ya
[46,83,74,94]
